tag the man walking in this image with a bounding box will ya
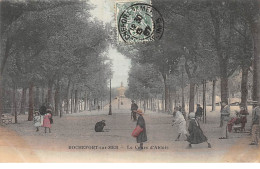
[131,100,138,121]
[219,101,230,139]
[195,104,203,121]
[249,101,260,145]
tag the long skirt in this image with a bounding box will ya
[176,121,187,135]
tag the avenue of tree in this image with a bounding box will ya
[0,0,112,124]
[1,0,260,126]
[120,0,260,116]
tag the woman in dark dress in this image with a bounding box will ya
[136,109,147,150]
[187,113,211,148]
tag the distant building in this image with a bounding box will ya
[117,82,126,98]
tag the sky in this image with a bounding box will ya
[89,0,131,88]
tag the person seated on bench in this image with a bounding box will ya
[95,120,106,132]
[239,105,249,131]
[227,111,241,132]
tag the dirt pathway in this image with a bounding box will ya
[0,126,40,162]
[221,136,260,162]
[1,107,257,163]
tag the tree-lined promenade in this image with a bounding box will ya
[1,107,260,162]
[120,0,260,119]
[0,0,259,125]
[0,0,113,124]
[1,0,260,163]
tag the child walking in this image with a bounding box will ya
[172,107,189,141]
[43,109,52,133]
[33,111,43,132]
[187,113,211,148]
[136,109,147,150]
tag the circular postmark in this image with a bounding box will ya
[118,3,164,43]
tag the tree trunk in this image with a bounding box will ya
[219,58,229,109]
[20,87,27,115]
[212,80,216,111]
[35,86,40,110]
[220,76,229,107]
[175,94,178,108]
[87,99,89,111]
[47,80,53,107]
[151,98,154,111]
[162,93,165,112]
[74,90,78,113]
[146,98,149,110]
[162,74,169,112]
[253,54,258,103]
[66,79,71,114]
[241,66,249,108]
[169,89,173,113]
[189,82,195,113]
[250,8,260,106]
[143,99,146,113]
[181,77,185,112]
[41,87,45,106]
[210,9,229,109]
[59,100,63,118]
[54,82,60,116]
[202,80,207,123]
[84,91,87,111]
[71,88,74,113]
[28,83,34,121]
[157,98,160,112]
[12,84,17,123]
[89,99,92,112]
[256,8,260,105]
[100,98,102,110]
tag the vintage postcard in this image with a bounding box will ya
[1,0,260,163]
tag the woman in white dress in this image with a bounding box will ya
[172,107,188,141]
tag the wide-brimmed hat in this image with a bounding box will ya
[136,109,144,115]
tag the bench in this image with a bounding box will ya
[233,124,242,133]
[1,115,12,125]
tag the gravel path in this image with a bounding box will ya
[1,105,259,162]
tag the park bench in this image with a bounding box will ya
[1,114,12,125]
[233,124,242,133]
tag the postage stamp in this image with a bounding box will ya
[116,1,164,43]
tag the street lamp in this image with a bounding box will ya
[108,79,112,115]
[181,65,185,112]
[179,54,186,113]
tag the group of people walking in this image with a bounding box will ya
[130,99,260,150]
[33,104,53,133]
[130,100,211,149]
[172,106,211,148]
[32,99,259,149]
[131,100,147,150]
